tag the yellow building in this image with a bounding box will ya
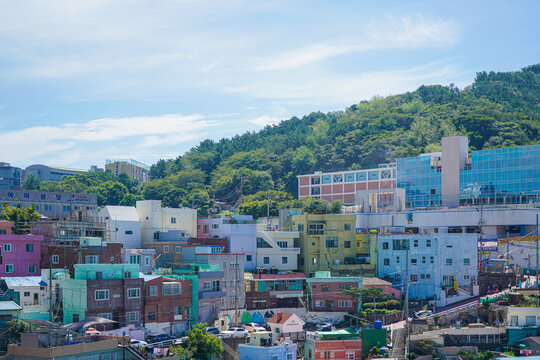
[292,213,362,277]
[105,159,149,185]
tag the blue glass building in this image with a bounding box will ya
[397,137,540,209]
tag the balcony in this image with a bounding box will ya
[199,290,226,299]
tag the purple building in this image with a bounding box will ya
[0,235,43,277]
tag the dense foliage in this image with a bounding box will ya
[0,205,40,234]
[171,323,223,360]
[25,65,540,215]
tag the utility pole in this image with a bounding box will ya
[404,247,410,359]
[536,214,540,292]
[507,230,510,267]
[48,256,52,348]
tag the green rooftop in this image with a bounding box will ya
[316,328,360,340]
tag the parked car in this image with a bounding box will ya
[204,327,220,335]
[220,327,249,338]
[146,334,173,343]
[316,323,335,332]
[415,310,433,318]
[243,323,266,333]
[130,339,148,348]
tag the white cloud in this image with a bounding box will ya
[249,115,283,127]
[0,114,220,167]
[256,15,459,71]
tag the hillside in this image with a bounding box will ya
[27,64,540,215]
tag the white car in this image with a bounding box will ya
[130,339,148,348]
[243,323,266,333]
[220,327,250,338]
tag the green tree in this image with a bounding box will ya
[149,159,167,180]
[91,181,128,206]
[6,319,29,343]
[119,193,144,206]
[22,174,41,190]
[292,146,316,174]
[0,205,40,234]
[171,323,223,360]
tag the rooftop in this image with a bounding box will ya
[248,273,306,280]
[2,276,46,288]
[0,301,22,311]
[101,205,140,221]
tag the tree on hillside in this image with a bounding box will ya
[0,205,40,234]
[171,323,223,360]
[22,174,40,190]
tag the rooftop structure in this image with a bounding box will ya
[105,159,149,185]
[24,164,88,182]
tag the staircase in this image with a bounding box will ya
[120,345,147,360]
[221,340,239,360]
[391,328,406,360]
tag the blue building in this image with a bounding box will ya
[397,136,540,209]
[238,331,297,360]
[377,233,478,304]
[0,162,22,190]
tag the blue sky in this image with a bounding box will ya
[0,0,538,169]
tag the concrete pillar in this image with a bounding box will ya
[441,136,468,207]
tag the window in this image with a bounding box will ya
[321,285,330,291]
[98,313,112,320]
[395,274,401,282]
[297,223,304,231]
[162,282,181,295]
[129,255,141,264]
[384,258,390,266]
[149,285,157,296]
[124,271,132,278]
[174,306,182,315]
[145,256,151,266]
[430,256,434,264]
[212,223,219,229]
[95,289,109,300]
[5,264,13,273]
[396,256,400,264]
[287,353,293,360]
[346,353,354,360]
[315,300,324,307]
[153,231,159,240]
[326,237,338,248]
[148,312,156,321]
[246,255,252,261]
[338,300,352,307]
[125,230,133,235]
[171,217,176,224]
[382,242,389,250]
[95,271,103,280]
[344,241,351,248]
[277,241,288,248]
[85,255,99,264]
[282,256,288,264]
[264,257,270,264]
[422,256,426,264]
[26,243,33,252]
[510,316,518,326]
[63,205,70,212]
[257,237,272,248]
[128,288,140,298]
[464,274,470,280]
[339,284,353,290]
[308,223,324,235]
[446,258,453,265]
[28,265,36,274]
[174,246,181,253]
[426,274,431,279]
[52,255,59,264]
[413,239,418,248]
[426,239,431,247]
[344,223,351,231]
[411,258,417,265]
[410,274,418,282]
[526,316,536,326]
[464,258,470,265]
[126,311,139,322]
[3,244,11,252]
[203,281,211,290]
[164,245,169,253]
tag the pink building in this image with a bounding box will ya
[0,234,43,277]
[297,165,397,205]
[363,277,401,299]
[0,221,13,235]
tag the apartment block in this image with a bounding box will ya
[137,200,197,242]
[105,159,149,185]
[244,273,305,310]
[99,205,142,248]
[306,271,362,312]
[256,227,300,271]
[0,234,43,277]
[0,162,22,189]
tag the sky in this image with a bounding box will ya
[0,0,538,169]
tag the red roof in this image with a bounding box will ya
[267,312,294,324]
[252,273,306,280]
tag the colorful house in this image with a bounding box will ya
[291,213,358,277]
[306,271,362,313]
[61,264,143,325]
[305,328,363,360]
[0,234,43,277]
[244,273,305,310]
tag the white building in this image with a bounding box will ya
[378,233,479,306]
[99,205,141,249]
[507,307,540,327]
[256,227,300,271]
[122,248,156,273]
[136,200,197,243]
[267,313,305,335]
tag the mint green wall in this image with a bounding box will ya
[61,279,87,324]
[73,264,140,280]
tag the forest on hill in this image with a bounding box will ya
[24,64,540,217]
